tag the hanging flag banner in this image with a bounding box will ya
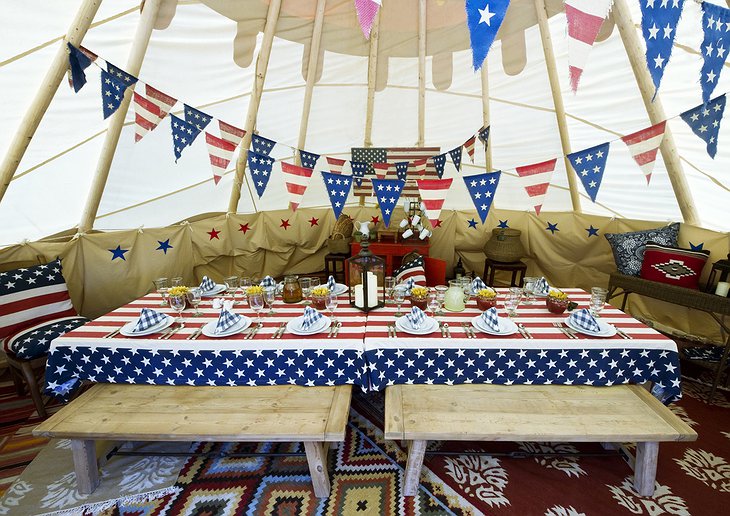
[281,162,314,211]
[67,43,94,93]
[321,171,353,219]
[327,156,346,174]
[432,153,447,179]
[463,171,501,223]
[354,0,381,40]
[465,0,510,71]
[170,114,201,162]
[351,161,368,186]
[106,62,138,88]
[205,132,237,185]
[251,134,277,156]
[515,158,557,215]
[144,84,176,119]
[100,70,129,119]
[416,178,453,226]
[464,135,476,163]
[621,121,666,184]
[565,0,614,92]
[248,150,274,198]
[133,92,164,142]
[412,158,428,176]
[219,120,245,147]
[680,94,726,158]
[371,179,405,227]
[373,162,391,179]
[299,150,320,169]
[567,142,610,202]
[639,0,684,98]
[449,146,463,172]
[395,161,409,181]
[478,125,490,148]
[700,1,730,104]
[184,104,211,133]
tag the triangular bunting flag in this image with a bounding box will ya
[100,70,129,119]
[205,132,237,185]
[67,43,93,92]
[299,150,320,169]
[416,178,453,226]
[621,122,665,184]
[371,179,405,227]
[106,62,138,87]
[251,134,276,156]
[354,0,381,39]
[567,142,610,202]
[478,125,490,147]
[700,2,730,104]
[219,120,245,147]
[133,92,164,142]
[248,150,274,198]
[680,94,726,158]
[327,156,346,174]
[464,136,476,163]
[412,159,427,176]
[184,104,212,132]
[449,146,463,172]
[144,84,176,118]
[395,162,409,181]
[639,0,684,98]
[463,172,501,223]
[351,161,368,186]
[565,0,614,92]
[170,114,201,162]
[321,171,353,219]
[515,158,557,215]
[465,0,510,71]
[432,154,447,179]
[281,162,314,211]
[373,162,391,179]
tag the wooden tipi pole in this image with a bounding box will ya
[363,9,381,148]
[77,0,162,233]
[480,66,493,171]
[612,0,699,224]
[229,0,283,213]
[0,0,102,204]
[417,0,426,147]
[534,0,581,212]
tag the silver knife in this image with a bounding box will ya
[104,327,122,339]
[443,323,450,338]
[186,328,202,340]
[332,321,342,338]
[246,322,262,340]
[162,323,184,340]
[617,328,633,339]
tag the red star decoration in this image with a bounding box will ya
[280,219,291,230]
[308,217,319,227]
[238,223,251,234]
[433,219,442,228]
[207,228,221,240]
[371,215,380,225]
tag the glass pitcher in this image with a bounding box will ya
[443,279,466,312]
[282,275,302,303]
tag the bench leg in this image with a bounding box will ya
[634,441,659,497]
[304,441,330,498]
[71,439,99,495]
[403,440,428,496]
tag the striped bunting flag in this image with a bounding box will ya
[326,156,346,174]
[281,162,314,211]
[565,0,613,92]
[144,84,176,119]
[205,132,237,185]
[416,178,453,226]
[464,136,476,163]
[219,120,245,147]
[621,122,666,184]
[373,162,391,179]
[515,158,557,216]
[133,92,164,142]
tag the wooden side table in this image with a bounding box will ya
[483,259,527,287]
[324,253,348,283]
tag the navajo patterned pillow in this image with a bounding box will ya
[604,222,679,276]
[640,242,710,289]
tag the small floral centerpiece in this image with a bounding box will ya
[311,286,330,310]
[546,288,569,314]
[410,286,429,310]
[245,285,264,296]
[168,286,190,297]
[476,288,497,310]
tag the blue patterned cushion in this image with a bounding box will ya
[604,222,679,276]
[3,316,88,360]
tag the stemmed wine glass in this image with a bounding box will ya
[325,292,339,323]
[435,285,448,316]
[504,287,523,318]
[248,292,265,325]
[393,287,406,317]
[427,291,440,318]
[168,293,186,324]
[300,277,312,305]
[153,277,169,306]
[186,287,203,316]
[224,276,239,304]
[590,287,607,317]
[385,277,396,300]
[263,286,276,315]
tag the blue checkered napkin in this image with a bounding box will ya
[199,276,216,292]
[405,306,426,329]
[569,309,600,333]
[401,277,416,294]
[480,307,501,332]
[327,275,337,290]
[133,308,167,332]
[215,309,242,334]
[471,276,487,293]
[301,306,323,330]
[260,275,276,288]
[535,277,550,295]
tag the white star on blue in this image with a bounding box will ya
[700,2,730,103]
[321,171,353,219]
[639,0,685,97]
[680,94,725,158]
[432,153,447,179]
[183,104,211,132]
[251,134,276,156]
[463,171,501,223]
[170,114,202,162]
[371,179,405,227]
[567,142,610,203]
[465,1,510,70]
[299,150,320,169]
[248,150,275,198]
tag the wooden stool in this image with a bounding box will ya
[483,258,527,287]
[324,253,348,283]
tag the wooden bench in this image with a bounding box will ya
[385,384,696,497]
[34,383,352,497]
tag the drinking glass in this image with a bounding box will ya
[153,277,169,306]
[325,292,339,323]
[187,287,202,316]
[393,287,406,317]
[224,276,239,304]
[171,276,184,287]
[522,276,537,305]
[264,286,276,315]
[385,276,396,300]
[503,287,523,318]
[434,285,448,316]
[300,277,312,305]
[427,291,440,318]
[590,287,608,317]
[248,292,265,324]
[240,277,253,305]
[168,294,186,324]
[310,277,320,301]
[460,277,473,306]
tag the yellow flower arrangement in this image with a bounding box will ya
[410,286,428,299]
[246,285,264,295]
[476,288,496,299]
[311,286,330,297]
[168,286,190,297]
[547,288,568,300]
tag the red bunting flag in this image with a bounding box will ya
[218,120,245,147]
[205,132,237,185]
[621,122,666,184]
[416,178,453,226]
[326,156,346,174]
[281,162,314,211]
[372,162,392,179]
[412,158,428,176]
[133,92,164,142]
[565,0,613,92]
[464,135,476,163]
[144,84,176,118]
[515,158,557,215]
[354,0,381,39]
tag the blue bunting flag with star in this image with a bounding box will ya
[99,70,129,119]
[170,114,201,162]
[67,43,93,92]
[478,125,490,147]
[106,62,138,88]
[321,172,352,220]
[395,162,409,181]
[248,150,275,198]
[463,171,501,223]
[432,153,447,179]
[183,104,212,133]
[371,179,405,227]
[680,94,725,158]
[351,161,368,187]
[700,2,730,104]
[465,0,510,71]
[639,0,684,98]
[449,146,463,172]
[299,150,320,169]
[251,134,277,156]
[567,142,610,203]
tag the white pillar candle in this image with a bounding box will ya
[715,281,730,297]
[366,272,378,307]
[354,284,364,308]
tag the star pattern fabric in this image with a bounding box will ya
[449,146,463,172]
[184,104,211,133]
[640,0,685,97]
[395,162,409,181]
[478,125,490,147]
[432,153,447,179]
[321,171,353,219]
[680,94,726,158]
[170,114,201,162]
[100,70,129,119]
[106,62,138,88]
[567,142,610,202]
[299,150,320,169]
[351,161,368,187]
[247,150,274,198]
[465,0,510,70]
[351,147,387,175]
[371,179,405,227]
[251,134,276,156]
[463,171,501,223]
[700,2,730,103]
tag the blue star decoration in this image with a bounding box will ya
[467,218,478,229]
[586,225,600,238]
[497,220,509,228]
[109,245,129,261]
[546,222,559,234]
[689,241,704,251]
[156,239,173,254]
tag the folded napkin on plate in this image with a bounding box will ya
[133,308,167,332]
[405,306,426,329]
[215,309,242,334]
[327,275,337,290]
[534,277,550,295]
[301,306,323,330]
[199,276,216,292]
[480,307,501,332]
[569,308,600,333]
[399,277,416,294]
[260,275,276,288]
[471,276,487,293]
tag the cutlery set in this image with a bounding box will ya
[245,322,262,340]
[271,322,287,339]
[387,323,398,338]
[552,321,577,339]
[103,327,121,339]
[158,323,185,340]
[187,327,203,340]
[460,322,477,338]
[327,321,342,338]
[439,321,451,337]
[517,323,533,339]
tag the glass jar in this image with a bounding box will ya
[546,296,569,314]
[476,296,497,311]
[443,279,465,312]
[282,275,302,303]
[311,293,327,310]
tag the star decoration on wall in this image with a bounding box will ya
[109,245,128,261]
[156,239,173,254]
[238,223,251,234]
[546,222,559,234]
[207,228,221,240]
[586,225,599,237]
[497,220,509,228]
[467,218,478,229]
[308,217,319,227]
[371,215,380,225]
[689,241,704,251]
[280,219,291,230]
[433,219,442,228]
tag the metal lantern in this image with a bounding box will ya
[706,253,730,294]
[346,233,385,312]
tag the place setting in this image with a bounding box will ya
[563,308,617,338]
[198,275,227,297]
[470,306,519,337]
[391,306,439,336]
[117,307,175,337]
[286,305,332,336]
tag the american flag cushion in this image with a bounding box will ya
[394,256,427,286]
[3,316,88,359]
[0,259,77,341]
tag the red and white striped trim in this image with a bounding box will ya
[416,178,453,226]
[205,132,237,185]
[464,136,476,163]
[326,157,346,174]
[218,120,245,147]
[620,122,666,184]
[281,162,314,211]
[144,84,176,118]
[372,162,392,179]
[132,92,163,142]
[565,0,613,92]
[515,158,557,216]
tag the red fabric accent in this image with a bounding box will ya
[515,158,557,177]
[424,257,446,287]
[565,4,604,45]
[640,243,710,289]
[621,121,666,146]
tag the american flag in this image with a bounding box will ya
[281,162,314,211]
[565,0,613,92]
[621,122,665,184]
[352,147,440,201]
[205,132,237,185]
[515,158,557,216]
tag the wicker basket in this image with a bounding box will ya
[484,228,525,263]
[331,214,353,238]
[327,235,352,254]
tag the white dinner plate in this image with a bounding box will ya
[200,284,226,297]
[395,316,438,335]
[332,283,349,295]
[120,315,174,337]
[471,315,518,336]
[565,317,617,338]
[201,316,252,337]
[286,315,331,336]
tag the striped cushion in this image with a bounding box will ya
[0,259,77,340]
[394,256,427,286]
[3,316,88,359]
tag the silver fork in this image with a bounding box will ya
[162,323,185,340]
[443,322,451,338]
[186,327,203,340]
[517,323,533,339]
[552,321,576,339]
[245,323,262,340]
[104,327,122,339]
[461,322,474,338]
[616,328,633,340]
[271,322,286,339]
